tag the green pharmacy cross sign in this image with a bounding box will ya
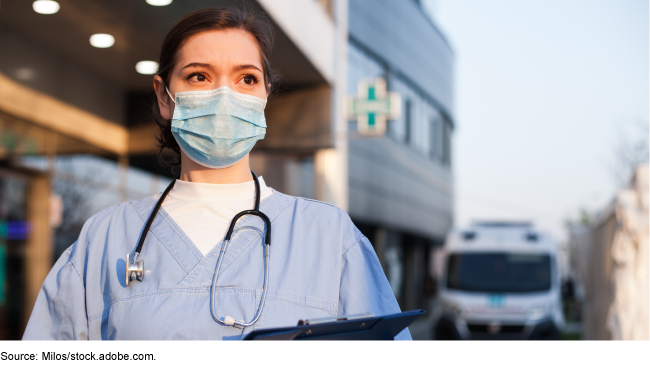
[347,78,401,136]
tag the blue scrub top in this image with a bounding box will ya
[23,191,411,340]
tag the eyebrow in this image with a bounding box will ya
[180,62,214,71]
[179,62,263,73]
[234,64,263,73]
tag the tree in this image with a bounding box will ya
[613,119,649,188]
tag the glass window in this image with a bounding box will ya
[348,43,451,163]
[442,119,451,166]
[347,44,384,96]
[0,173,29,339]
[429,117,438,160]
[404,99,412,145]
[446,252,552,293]
[347,44,386,134]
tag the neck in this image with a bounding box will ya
[179,152,253,184]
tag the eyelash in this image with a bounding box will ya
[183,71,260,84]
[242,73,259,84]
[185,71,207,81]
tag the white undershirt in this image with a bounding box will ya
[161,177,274,256]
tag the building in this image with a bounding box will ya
[345,0,454,311]
[0,0,452,338]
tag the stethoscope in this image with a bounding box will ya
[126,171,271,328]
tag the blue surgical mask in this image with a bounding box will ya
[167,86,267,169]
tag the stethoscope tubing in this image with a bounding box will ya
[209,171,271,328]
[210,239,270,328]
[129,170,271,328]
[133,179,177,260]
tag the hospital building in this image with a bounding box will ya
[0,0,453,338]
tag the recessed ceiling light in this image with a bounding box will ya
[33,0,60,14]
[89,34,115,48]
[146,0,173,6]
[136,61,158,75]
[16,68,36,81]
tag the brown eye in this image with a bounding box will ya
[243,75,254,84]
[196,74,206,82]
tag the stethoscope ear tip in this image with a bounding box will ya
[223,316,244,329]
[224,316,236,326]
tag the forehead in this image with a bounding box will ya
[176,29,262,67]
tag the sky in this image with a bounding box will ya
[421,0,649,241]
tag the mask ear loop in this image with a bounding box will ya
[165,87,175,104]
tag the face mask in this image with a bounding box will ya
[167,86,267,169]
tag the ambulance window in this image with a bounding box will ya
[446,253,551,293]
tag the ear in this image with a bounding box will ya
[153,75,173,120]
[266,83,271,98]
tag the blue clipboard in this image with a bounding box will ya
[243,309,424,340]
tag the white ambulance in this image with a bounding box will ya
[433,222,565,340]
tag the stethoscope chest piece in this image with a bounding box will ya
[126,253,144,286]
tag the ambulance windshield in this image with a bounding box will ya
[446,253,551,293]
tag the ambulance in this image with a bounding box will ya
[433,222,565,340]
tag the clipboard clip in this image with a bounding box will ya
[297,312,375,326]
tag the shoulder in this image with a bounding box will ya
[294,196,346,215]
[277,192,348,222]
[82,196,152,232]
[67,197,153,263]
[272,192,364,252]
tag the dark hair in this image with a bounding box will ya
[153,6,277,169]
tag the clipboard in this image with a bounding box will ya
[243,309,424,340]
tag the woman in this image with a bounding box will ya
[23,7,410,340]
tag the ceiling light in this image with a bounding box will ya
[16,68,36,81]
[89,34,115,48]
[136,61,158,75]
[146,0,173,6]
[33,0,60,14]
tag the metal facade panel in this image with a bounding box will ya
[348,137,453,239]
[349,0,454,120]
